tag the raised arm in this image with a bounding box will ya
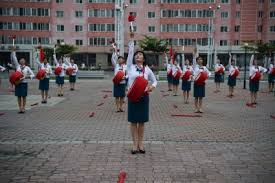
[126,40,135,68]
[53,54,58,66]
[35,51,42,67]
[64,57,71,67]
[11,51,19,69]
[192,47,199,68]
[249,54,254,66]
[0,65,6,72]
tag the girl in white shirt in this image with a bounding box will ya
[11,48,34,113]
[53,54,68,97]
[127,33,157,154]
[267,57,274,92]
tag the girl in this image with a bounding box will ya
[249,54,267,104]
[164,53,173,91]
[214,58,225,93]
[172,59,182,96]
[192,49,211,113]
[227,53,239,97]
[181,59,193,104]
[127,33,157,154]
[11,48,34,113]
[268,57,274,93]
[111,43,127,112]
[35,50,52,104]
[0,65,6,88]
[53,54,67,96]
[66,59,78,91]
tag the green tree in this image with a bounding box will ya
[55,44,78,56]
[138,36,168,69]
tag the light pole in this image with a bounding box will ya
[207,5,220,68]
[115,0,127,56]
[243,42,248,89]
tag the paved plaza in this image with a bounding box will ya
[0,78,274,183]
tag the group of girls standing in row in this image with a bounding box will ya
[6,46,78,113]
[165,49,275,110]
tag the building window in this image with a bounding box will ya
[221,12,229,18]
[132,26,137,32]
[271,0,275,3]
[220,40,228,46]
[75,11,83,17]
[88,9,114,17]
[89,37,112,46]
[236,11,240,18]
[258,25,262,32]
[148,0,155,3]
[258,11,263,18]
[270,40,275,44]
[236,0,241,3]
[148,26,155,32]
[270,11,275,18]
[234,25,240,32]
[259,0,264,3]
[221,0,229,3]
[148,12,155,18]
[56,11,64,17]
[56,0,63,3]
[75,25,83,32]
[56,39,64,44]
[270,26,275,32]
[220,26,228,32]
[76,40,83,45]
[234,40,239,45]
[130,0,137,4]
[75,0,83,3]
[57,24,64,31]
[89,24,115,32]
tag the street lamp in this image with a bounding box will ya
[207,5,220,68]
[243,42,248,89]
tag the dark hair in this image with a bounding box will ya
[196,56,203,62]
[134,51,147,66]
[118,56,125,60]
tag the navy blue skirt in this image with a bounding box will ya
[39,78,49,91]
[214,73,224,83]
[249,80,259,92]
[128,95,149,123]
[227,76,236,87]
[193,83,205,98]
[69,75,76,83]
[268,74,274,84]
[167,75,173,84]
[113,84,126,97]
[15,83,28,97]
[173,78,180,85]
[56,76,64,85]
[182,80,191,91]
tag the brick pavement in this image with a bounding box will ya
[0,79,274,183]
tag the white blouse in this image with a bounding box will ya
[11,51,34,83]
[126,40,157,89]
[0,65,5,72]
[53,54,68,77]
[35,56,52,78]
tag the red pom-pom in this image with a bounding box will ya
[216,67,224,74]
[271,68,275,76]
[231,69,239,78]
[36,69,46,80]
[182,70,192,81]
[250,71,261,82]
[9,71,23,85]
[113,71,124,84]
[195,71,208,85]
[54,67,62,75]
[12,35,16,39]
[173,70,182,80]
[66,67,74,76]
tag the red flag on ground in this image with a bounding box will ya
[40,48,45,63]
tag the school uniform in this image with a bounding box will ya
[111,52,127,97]
[181,65,193,92]
[172,64,182,85]
[53,55,67,85]
[36,57,52,91]
[249,65,267,92]
[11,52,34,97]
[127,41,157,123]
[69,64,78,83]
[214,64,225,83]
[193,65,211,98]
[268,64,275,84]
[227,65,239,87]
[166,63,173,84]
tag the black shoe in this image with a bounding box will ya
[18,111,23,114]
[70,88,73,91]
[58,94,61,97]
[139,149,146,154]
[61,94,63,96]
[131,150,138,154]
[44,101,47,104]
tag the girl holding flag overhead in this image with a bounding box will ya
[35,48,52,104]
[172,56,182,96]
[214,57,225,93]
[65,58,78,91]
[227,53,239,97]
[111,43,127,112]
[11,47,34,113]
[53,53,67,97]
[192,48,211,113]
[249,54,267,105]
[127,33,157,154]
